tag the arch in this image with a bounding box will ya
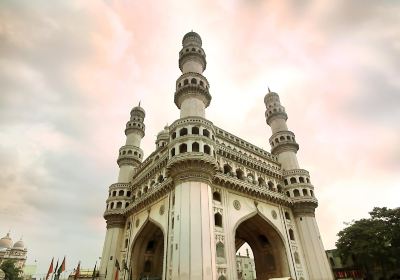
[199,80,204,87]
[216,242,225,259]
[127,191,131,197]
[125,202,129,208]
[118,190,124,196]
[130,221,164,280]
[192,142,200,152]
[284,179,288,186]
[299,177,305,183]
[190,78,197,84]
[180,127,188,136]
[236,169,244,180]
[110,202,114,209]
[203,129,210,138]
[171,148,176,157]
[213,191,221,202]
[172,132,176,139]
[204,145,211,155]
[290,177,297,184]
[235,214,290,279]
[310,190,314,197]
[284,212,290,220]
[183,79,189,85]
[277,184,283,193]
[302,189,308,196]
[286,191,290,197]
[179,143,187,153]
[223,164,232,175]
[116,201,122,208]
[112,191,117,197]
[306,177,310,183]
[289,229,295,240]
[214,213,223,227]
[157,175,163,183]
[144,186,149,193]
[267,181,274,191]
[191,126,199,135]
[258,177,265,187]
[293,189,300,197]
[127,150,132,155]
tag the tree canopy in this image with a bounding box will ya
[0,260,23,280]
[336,207,400,278]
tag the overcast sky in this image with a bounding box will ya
[1,0,399,276]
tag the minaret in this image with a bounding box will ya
[99,104,146,280]
[175,31,211,118]
[264,89,333,279]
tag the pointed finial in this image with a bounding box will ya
[138,101,141,107]
[268,87,271,93]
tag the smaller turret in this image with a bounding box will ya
[156,125,169,149]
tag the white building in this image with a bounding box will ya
[0,232,27,269]
[236,249,256,280]
[99,32,333,280]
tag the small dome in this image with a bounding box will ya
[264,90,280,105]
[182,31,202,46]
[13,239,25,249]
[130,103,146,117]
[157,125,169,140]
[0,233,13,249]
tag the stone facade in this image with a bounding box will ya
[0,232,27,270]
[99,32,333,280]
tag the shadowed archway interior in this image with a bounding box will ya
[130,221,164,280]
[235,214,290,280]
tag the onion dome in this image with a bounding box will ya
[13,239,25,249]
[157,125,169,140]
[130,103,146,118]
[0,232,13,249]
[182,31,202,47]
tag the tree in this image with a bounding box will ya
[336,207,400,279]
[0,260,23,280]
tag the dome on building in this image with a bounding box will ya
[130,103,146,117]
[0,232,13,249]
[182,31,202,46]
[157,126,169,140]
[13,239,25,249]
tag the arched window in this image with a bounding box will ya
[258,177,265,186]
[284,211,290,220]
[110,202,114,209]
[112,191,117,197]
[116,202,122,209]
[214,213,222,227]
[216,242,225,258]
[290,177,297,184]
[150,181,155,187]
[306,177,310,183]
[286,191,290,197]
[127,191,131,197]
[289,229,295,240]
[158,175,163,183]
[277,184,283,192]
[310,190,314,197]
[171,148,176,157]
[184,79,189,85]
[190,78,197,84]
[144,186,149,193]
[132,195,136,201]
[280,136,285,141]
[299,177,305,183]
[172,132,177,139]
[213,191,221,202]
[125,202,129,208]
[236,169,244,180]
[118,190,124,196]
[199,81,204,87]
[293,189,300,197]
[179,143,187,153]
[192,142,200,152]
[203,129,210,138]
[302,189,308,196]
[284,179,288,186]
[125,239,128,248]
[137,191,142,197]
[122,150,126,155]
[268,181,274,190]
[127,150,132,155]
[180,127,188,136]
[192,127,199,135]
[204,145,211,155]
[223,164,232,175]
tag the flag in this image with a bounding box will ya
[52,259,59,280]
[91,261,97,280]
[74,261,81,280]
[56,256,66,279]
[45,258,54,280]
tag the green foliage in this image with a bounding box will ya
[0,260,23,280]
[336,207,400,276]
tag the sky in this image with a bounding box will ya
[0,0,399,276]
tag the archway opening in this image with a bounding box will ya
[236,242,256,280]
[130,221,164,280]
[235,214,290,279]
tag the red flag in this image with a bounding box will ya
[56,256,66,279]
[74,261,81,280]
[45,258,54,280]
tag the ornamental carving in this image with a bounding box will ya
[233,200,241,210]
[159,205,165,215]
[271,210,277,219]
